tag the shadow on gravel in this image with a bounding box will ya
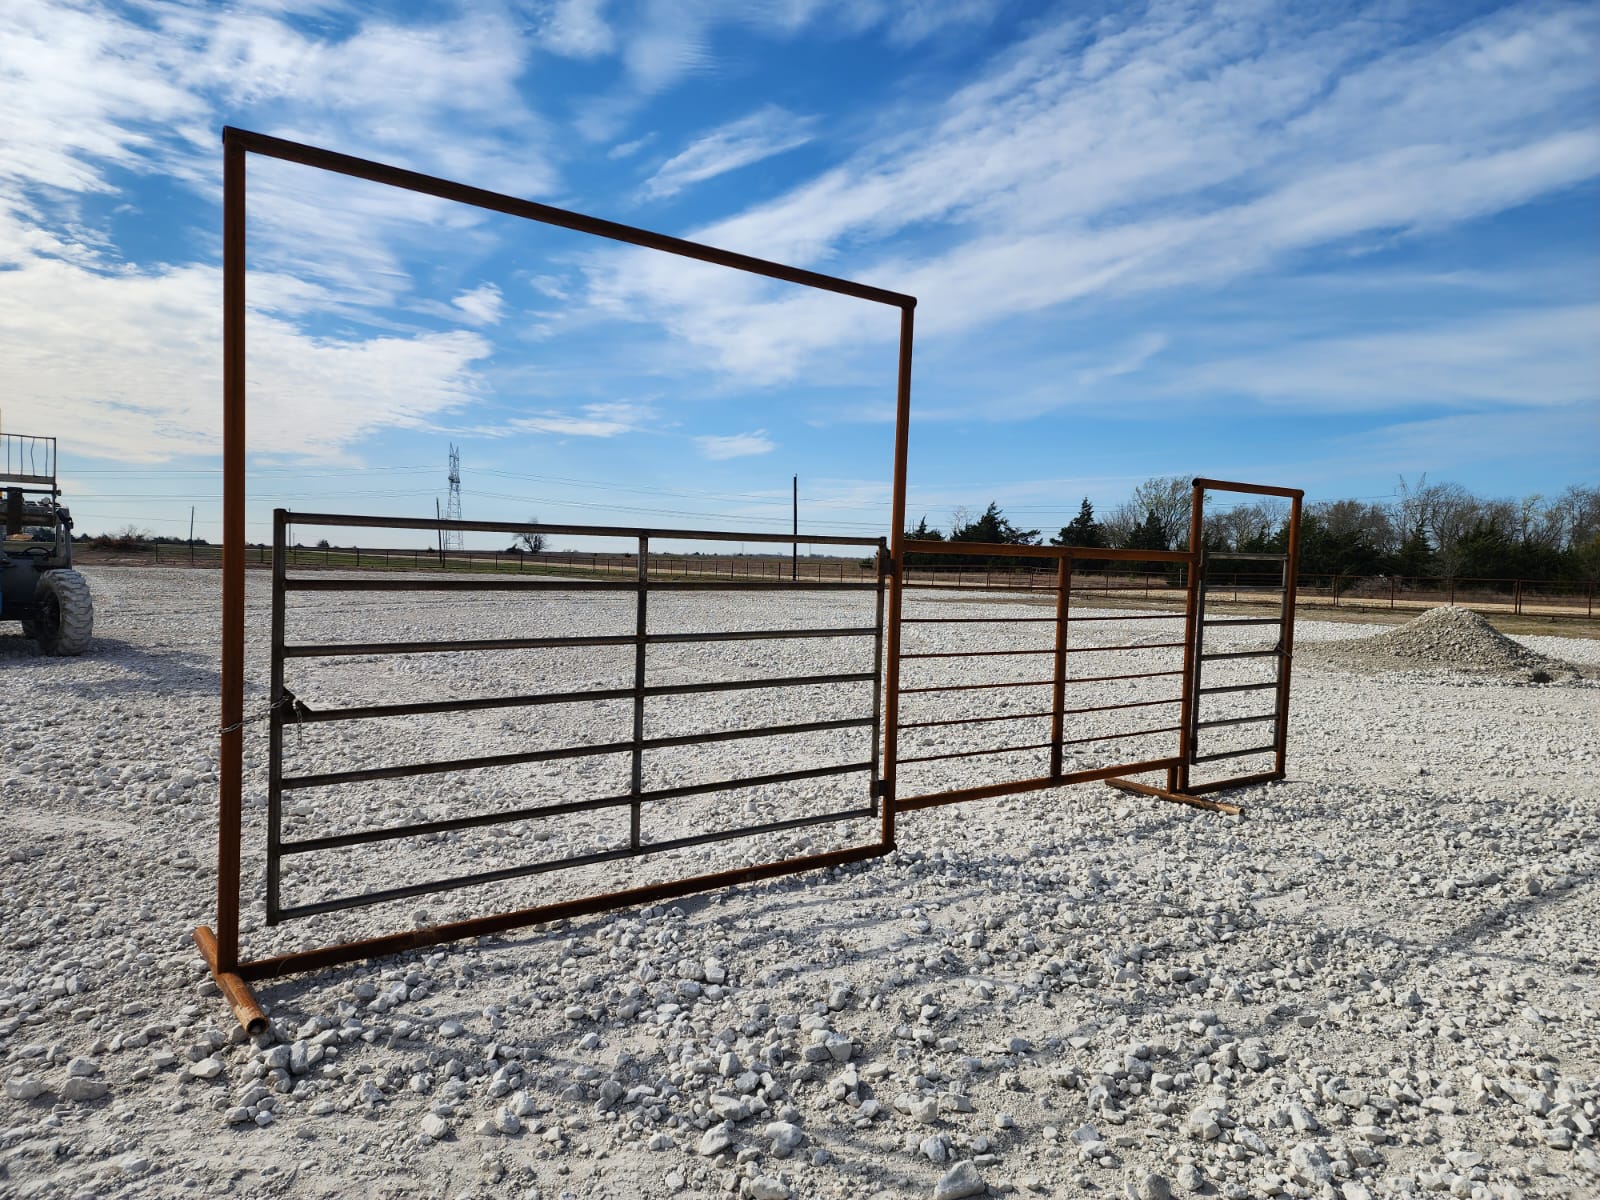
[36,637,223,697]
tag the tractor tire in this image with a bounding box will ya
[34,569,93,656]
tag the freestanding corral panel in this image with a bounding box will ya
[198,126,1302,1034]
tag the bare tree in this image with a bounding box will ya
[1212,499,1286,550]
[1129,476,1191,549]
[511,515,548,554]
[1099,500,1141,549]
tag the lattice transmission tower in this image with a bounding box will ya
[444,443,464,552]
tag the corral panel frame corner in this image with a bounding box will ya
[199,126,918,1035]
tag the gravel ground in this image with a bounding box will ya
[2,567,1598,1200]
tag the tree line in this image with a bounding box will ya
[906,477,1600,583]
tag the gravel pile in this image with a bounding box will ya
[1,568,1597,1200]
[1300,607,1596,685]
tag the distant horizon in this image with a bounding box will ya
[3,1,1596,546]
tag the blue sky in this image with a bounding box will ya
[1,0,1596,547]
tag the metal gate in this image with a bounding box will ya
[197,125,1304,1034]
[880,478,1303,818]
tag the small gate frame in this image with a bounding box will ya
[198,128,1302,1034]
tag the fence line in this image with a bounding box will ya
[75,541,1598,620]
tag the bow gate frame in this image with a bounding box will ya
[197,128,1302,1034]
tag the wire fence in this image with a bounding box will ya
[73,540,1599,621]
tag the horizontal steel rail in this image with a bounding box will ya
[293,671,875,724]
[1195,713,1277,730]
[900,615,1057,624]
[1066,613,1185,622]
[1063,668,1185,685]
[287,577,880,593]
[237,843,887,983]
[227,127,915,311]
[903,539,1196,564]
[1191,744,1277,764]
[285,625,876,658]
[898,695,1182,732]
[277,803,876,921]
[894,756,1183,812]
[898,677,1056,695]
[277,508,887,546]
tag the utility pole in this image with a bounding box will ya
[792,474,798,582]
[189,506,196,566]
[444,444,464,553]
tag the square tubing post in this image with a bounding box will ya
[1049,553,1070,779]
[265,510,287,922]
[869,539,888,815]
[1175,484,1206,793]
[880,303,916,851]
[195,130,268,1037]
[630,535,648,850]
[1272,492,1303,776]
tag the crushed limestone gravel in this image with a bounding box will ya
[0,568,1597,1200]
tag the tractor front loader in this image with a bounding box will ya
[0,433,93,656]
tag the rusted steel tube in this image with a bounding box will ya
[1274,492,1303,776]
[225,128,914,310]
[894,756,1183,812]
[1190,477,1304,500]
[1103,777,1243,816]
[1049,556,1069,777]
[276,804,878,922]
[236,842,888,983]
[1177,483,1206,791]
[1183,769,1282,795]
[882,305,916,849]
[194,925,267,1036]
[899,677,1057,694]
[216,134,247,970]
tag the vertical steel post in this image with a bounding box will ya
[1273,493,1303,778]
[216,132,247,971]
[265,510,288,923]
[881,303,916,850]
[1176,483,1206,793]
[1049,552,1070,779]
[869,539,887,816]
[630,535,648,850]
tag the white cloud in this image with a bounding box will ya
[643,106,816,200]
[1077,332,1168,389]
[451,283,505,325]
[0,255,490,464]
[513,401,654,437]
[1185,305,1600,411]
[608,133,656,160]
[538,0,615,59]
[583,2,1600,382]
[696,430,775,460]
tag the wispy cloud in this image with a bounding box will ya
[513,401,655,438]
[451,283,504,325]
[696,430,775,459]
[586,2,1600,380]
[643,106,816,200]
[537,0,615,59]
[1186,305,1600,411]
[0,257,490,463]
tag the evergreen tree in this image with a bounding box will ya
[950,502,1041,545]
[1121,512,1169,552]
[1052,497,1105,548]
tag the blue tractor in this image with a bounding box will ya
[1,432,93,656]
